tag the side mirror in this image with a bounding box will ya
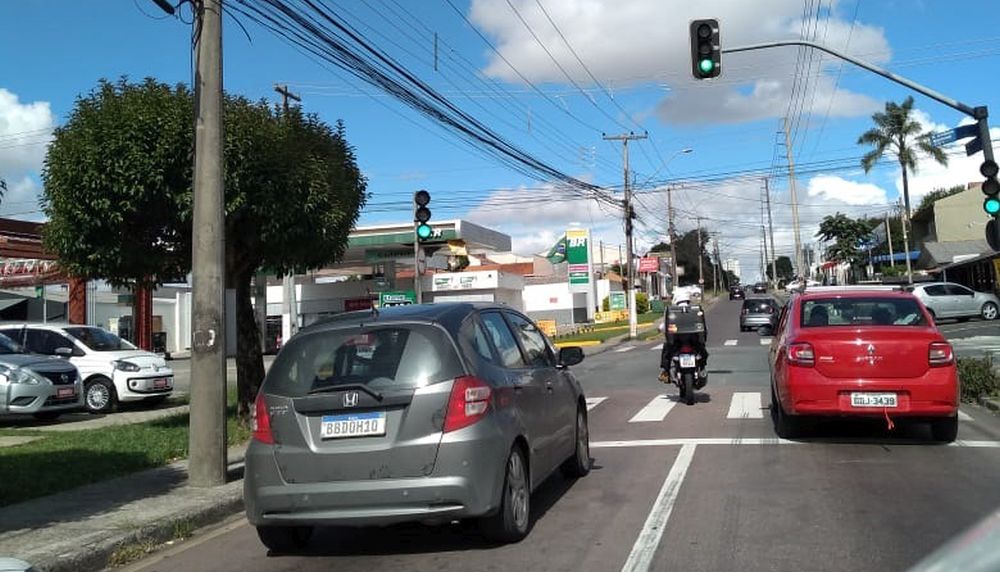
[54,347,73,358]
[558,346,584,368]
[758,325,774,337]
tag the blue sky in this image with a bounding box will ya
[2,0,999,282]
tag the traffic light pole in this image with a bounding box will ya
[413,210,422,305]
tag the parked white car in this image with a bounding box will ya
[0,324,174,414]
[908,282,1000,321]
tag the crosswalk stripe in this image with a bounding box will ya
[585,397,607,411]
[615,346,636,353]
[959,410,974,422]
[651,343,663,351]
[724,339,738,346]
[629,394,676,423]
[760,338,773,345]
[726,392,764,419]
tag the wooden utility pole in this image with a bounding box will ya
[783,119,804,277]
[764,178,778,285]
[696,216,704,288]
[603,132,647,339]
[188,0,227,488]
[274,84,301,339]
[668,186,678,289]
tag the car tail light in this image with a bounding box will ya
[929,342,954,367]
[787,342,815,367]
[444,376,492,433]
[251,393,275,444]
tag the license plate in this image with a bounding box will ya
[851,392,898,408]
[153,378,170,389]
[57,387,75,398]
[679,354,697,368]
[320,411,386,439]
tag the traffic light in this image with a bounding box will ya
[987,219,999,251]
[414,189,432,242]
[981,159,999,215]
[690,19,721,79]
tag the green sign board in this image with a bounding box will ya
[609,291,626,311]
[378,290,416,308]
[566,229,591,293]
[365,248,413,264]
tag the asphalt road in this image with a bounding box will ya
[127,299,1000,572]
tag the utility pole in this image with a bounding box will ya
[274,84,301,339]
[713,239,723,291]
[886,213,895,268]
[604,131,647,339]
[898,198,914,282]
[188,0,226,488]
[667,186,678,289]
[696,216,704,289]
[764,178,778,285]
[782,119,805,277]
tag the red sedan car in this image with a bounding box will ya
[766,287,958,441]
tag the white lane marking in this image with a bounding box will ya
[585,397,608,411]
[629,395,676,423]
[726,392,764,419]
[620,443,697,572]
[591,438,1000,448]
[760,338,773,345]
[958,410,974,422]
[724,339,738,346]
[651,343,664,351]
[615,346,636,353]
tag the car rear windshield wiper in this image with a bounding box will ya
[307,383,384,401]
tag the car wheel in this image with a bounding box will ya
[33,411,61,421]
[481,446,530,543]
[256,525,313,554]
[682,372,695,406]
[981,302,998,321]
[84,377,117,414]
[930,416,958,443]
[771,385,799,439]
[561,407,591,479]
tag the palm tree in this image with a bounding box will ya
[858,96,948,283]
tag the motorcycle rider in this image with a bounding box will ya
[657,287,709,382]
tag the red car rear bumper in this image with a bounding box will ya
[782,367,958,418]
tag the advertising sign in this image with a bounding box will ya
[566,229,591,293]
[432,271,499,292]
[377,290,416,307]
[609,291,627,311]
[638,257,659,273]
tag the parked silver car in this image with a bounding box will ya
[909,282,1000,321]
[0,332,82,421]
[244,303,590,553]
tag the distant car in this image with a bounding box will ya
[740,295,779,332]
[244,303,590,552]
[0,332,82,421]
[908,282,999,321]
[767,288,958,441]
[728,286,745,300]
[785,279,821,292]
[0,558,37,572]
[0,325,174,414]
[752,283,768,294]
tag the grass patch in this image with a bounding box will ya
[108,540,159,568]
[958,357,1000,402]
[0,406,250,508]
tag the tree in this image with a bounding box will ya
[915,185,966,217]
[766,256,794,281]
[858,96,948,282]
[635,292,650,314]
[673,229,711,286]
[816,213,871,266]
[43,78,367,419]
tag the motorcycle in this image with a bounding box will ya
[668,342,707,406]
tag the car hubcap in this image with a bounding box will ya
[577,412,589,467]
[87,384,109,410]
[985,305,998,320]
[507,453,528,529]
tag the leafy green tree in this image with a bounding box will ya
[858,96,947,282]
[673,229,711,286]
[915,185,966,217]
[766,256,794,281]
[816,213,872,266]
[43,78,367,418]
[635,292,649,314]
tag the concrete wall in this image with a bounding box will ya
[935,188,989,242]
[523,281,588,326]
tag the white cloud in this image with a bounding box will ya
[0,176,46,221]
[469,0,889,125]
[894,124,1000,203]
[0,88,55,175]
[807,174,889,206]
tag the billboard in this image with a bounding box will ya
[638,257,659,273]
[566,229,592,293]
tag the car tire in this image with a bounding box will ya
[771,386,799,439]
[561,407,591,479]
[84,377,117,414]
[33,411,61,421]
[256,525,313,554]
[981,302,998,321]
[930,416,959,443]
[481,446,530,543]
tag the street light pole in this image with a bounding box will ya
[604,132,647,339]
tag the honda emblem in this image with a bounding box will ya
[342,392,359,407]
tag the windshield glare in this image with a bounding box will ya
[0,332,24,355]
[801,298,928,327]
[63,327,136,351]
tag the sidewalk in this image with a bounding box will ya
[0,446,247,572]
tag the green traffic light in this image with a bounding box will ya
[985,197,1000,215]
[416,223,432,239]
[699,59,714,74]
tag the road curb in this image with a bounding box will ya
[979,395,1000,413]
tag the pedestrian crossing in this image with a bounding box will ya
[585,391,976,424]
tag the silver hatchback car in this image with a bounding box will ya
[909,282,999,321]
[245,303,590,552]
[0,332,82,421]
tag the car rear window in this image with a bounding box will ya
[743,299,777,313]
[263,324,464,397]
[800,297,927,327]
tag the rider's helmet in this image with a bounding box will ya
[672,287,692,306]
